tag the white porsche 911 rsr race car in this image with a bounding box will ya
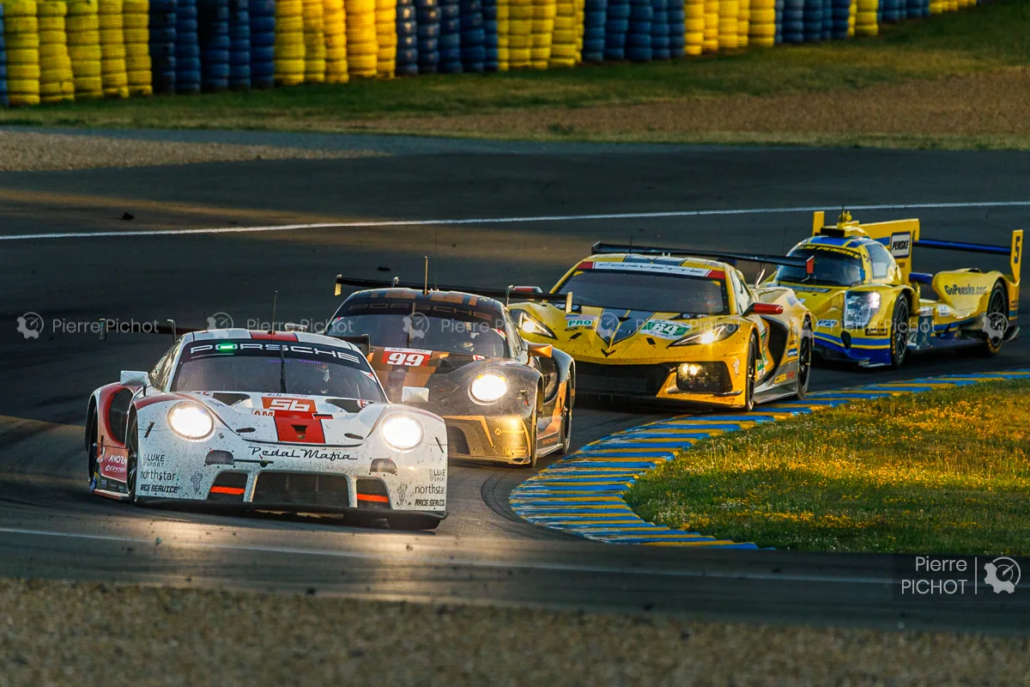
[85,329,448,530]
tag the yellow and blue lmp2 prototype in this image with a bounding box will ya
[767,211,1022,368]
[508,243,815,411]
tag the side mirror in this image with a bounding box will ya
[120,370,149,387]
[564,292,573,314]
[509,285,543,294]
[746,302,784,316]
[527,343,553,358]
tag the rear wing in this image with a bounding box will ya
[589,242,814,273]
[333,275,574,309]
[914,231,1023,285]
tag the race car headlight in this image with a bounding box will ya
[670,324,739,347]
[168,402,214,440]
[843,292,881,329]
[381,414,423,451]
[470,373,508,403]
[517,312,556,339]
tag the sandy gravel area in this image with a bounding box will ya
[1,578,1028,686]
[0,130,378,172]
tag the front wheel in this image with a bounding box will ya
[743,337,757,412]
[525,406,539,468]
[86,411,99,488]
[979,281,1008,357]
[890,298,910,368]
[125,416,139,503]
[556,393,573,456]
[796,327,812,399]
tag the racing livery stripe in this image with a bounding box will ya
[509,369,1030,547]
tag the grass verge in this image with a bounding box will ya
[625,379,1030,555]
[0,1,1028,146]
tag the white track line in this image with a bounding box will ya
[2,200,1028,241]
[0,526,896,586]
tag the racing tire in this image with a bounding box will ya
[556,391,573,456]
[387,513,442,530]
[889,297,909,368]
[795,323,812,399]
[125,414,140,503]
[86,408,99,485]
[743,335,757,412]
[977,280,1008,357]
[524,405,539,468]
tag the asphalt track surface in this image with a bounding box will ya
[2,132,1029,633]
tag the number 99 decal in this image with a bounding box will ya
[383,348,431,367]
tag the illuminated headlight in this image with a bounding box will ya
[381,414,423,451]
[671,324,739,347]
[470,373,508,403]
[679,363,702,376]
[517,312,556,339]
[843,292,881,329]
[168,402,214,440]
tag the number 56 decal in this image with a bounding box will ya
[383,348,432,367]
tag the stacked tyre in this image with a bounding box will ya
[548,0,575,67]
[603,0,627,60]
[581,0,603,61]
[415,0,438,73]
[346,0,378,77]
[702,0,716,51]
[667,0,683,56]
[737,0,749,47]
[495,0,507,68]
[249,0,274,87]
[324,0,348,82]
[529,0,554,68]
[854,0,875,33]
[749,0,774,46]
[38,1,75,103]
[781,0,802,42]
[0,5,8,107]
[67,0,103,98]
[821,0,830,38]
[775,0,782,42]
[149,0,175,93]
[4,0,40,106]
[574,0,583,61]
[847,0,855,35]
[801,0,820,41]
[99,0,128,97]
[881,0,900,21]
[718,0,738,49]
[683,0,702,54]
[460,0,484,71]
[507,0,530,67]
[124,0,151,96]
[175,0,201,93]
[228,0,250,89]
[376,0,397,76]
[481,0,497,70]
[274,0,304,85]
[829,0,847,37]
[650,0,668,59]
[396,0,417,75]
[198,0,230,91]
[302,0,326,82]
[626,0,650,60]
[437,0,459,73]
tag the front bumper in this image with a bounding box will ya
[814,330,893,367]
[442,414,533,465]
[575,361,744,408]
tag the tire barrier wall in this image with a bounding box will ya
[0,0,993,106]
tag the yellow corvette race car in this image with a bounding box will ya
[508,244,815,411]
[766,211,1022,368]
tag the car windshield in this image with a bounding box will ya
[775,248,865,287]
[171,340,385,400]
[327,302,510,358]
[555,269,729,315]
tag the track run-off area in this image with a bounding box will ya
[2,131,1029,633]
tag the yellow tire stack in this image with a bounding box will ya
[66,0,102,98]
[684,0,703,55]
[847,0,855,36]
[717,0,737,49]
[507,0,530,68]
[274,0,304,85]
[496,0,508,69]
[573,0,582,63]
[345,0,376,78]
[123,0,150,95]
[548,0,575,67]
[38,1,74,103]
[98,0,127,97]
[529,0,553,69]
[324,0,348,83]
[947,0,956,10]
[702,0,717,52]
[854,0,876,34]
[735,0,747,48]
[303,0,326,82]
[4,0,41,107]
[375,0,395,77]
[747,0,773,47]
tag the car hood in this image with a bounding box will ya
[780,284,846,324]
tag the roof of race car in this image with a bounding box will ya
[184,329,364,353]
[346,288,508,316]
[576,253,732,277]
[798,235,880,255]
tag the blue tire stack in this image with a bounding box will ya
[906,0,925,18]
[459,0,484,71]
[397,0,419,75]
[481,0,497,70]
[775,0,784,43]
[830,0,848,38]
[881,0,900,21]
[228,0,250,89]
[582,0,606,61]
[0,5,7,108]
[249,0,275,87]
[626,0,651,61]
[198,0,230,92]
[150,0,176,94]
[176,0,202,94]
[802,0,822,41]
[782,0,803,42]
[438,0,461,73]
[650,0,669,59]
[416,0,440,74]
[821,0,832,39]
[667,0,683,57]
[604,0,629,60]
